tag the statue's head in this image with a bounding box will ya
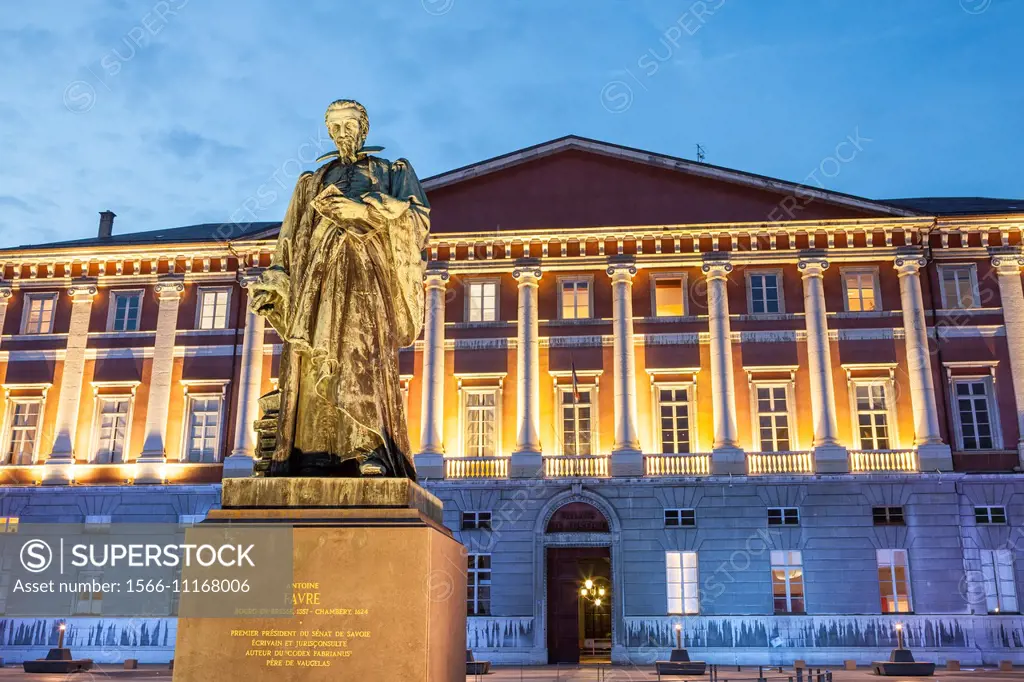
[325,99,369,164]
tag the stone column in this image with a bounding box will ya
[798,255,847,472]
[135,278,184,484]
[0,284,12,335]
[702,260,744,474]
[42,281,97,485]
[608,259,643,476]
[224,273,265,478]
[991,251,1024,467]
[413,266,449,479]
[894,253,951,471]
[510,261,543,478]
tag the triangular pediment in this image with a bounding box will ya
[423,136,913,234]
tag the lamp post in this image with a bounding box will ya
[894,622,905,650]
[57,623,66,650]
[675,623,682,650]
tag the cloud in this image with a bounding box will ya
[153,127,245,162]
[0,196,35,213]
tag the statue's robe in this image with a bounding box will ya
[264,155,429,479]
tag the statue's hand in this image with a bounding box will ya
[249,268,290,321]
[316,195,372,229]
[362,192,410,221]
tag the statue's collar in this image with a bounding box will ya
[315,145,385,164]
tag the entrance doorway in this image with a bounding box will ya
[546,547,612,664]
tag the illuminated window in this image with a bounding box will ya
[94,397,131,464]
[975,506,1007,524]
[771,550,804,614]
[653,276,686,316]
[466,280,498,322]
[109,291,142,331]
[953,379,999,450]
[843,269,878,312]
[197,287,230,329]
[755,385,791,452]
[462,389,498,458]
[666,551,699,615]
[560,387,593,456]
[940,265,978,309]
[184,395,222,462]
[656,386,692,454]
[877,549,912,613]
[854,384,891,450]
[0,517,18,533]
[467,553,491,616]
[74,571,104,614]
[22,293,57,334]
[4,399,42,465]
[559,278,591,319]
[461,511,492,530]
[980,549,1018,613]
[664,508,696,528]
[748,272,781,314]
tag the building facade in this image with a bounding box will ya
[1,137,1024,665]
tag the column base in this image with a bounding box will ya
[413,452,445,480]
[222,453,255,479]
[510,450,543,478]
[916,443,953,472]
[40,456,75,486]
[610,448,644,477]
[710,447,746,475]
[134,454,167,484]
[813,445,849,473]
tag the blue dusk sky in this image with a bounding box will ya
[0,0,1021,245]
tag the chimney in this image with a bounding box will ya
[98,210,116,239]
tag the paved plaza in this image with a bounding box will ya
[0,664,1022,681]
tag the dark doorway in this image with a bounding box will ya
[546,546,612,664]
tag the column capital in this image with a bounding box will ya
[701,259,733,280]
[154,278,185,300]
[423,264,450,289]
[893,254,928,277]
[797,255,829,278]
[512,258,542,284]
[606,257,637,282]
[991,249,1024,276]
[67,280,98,302]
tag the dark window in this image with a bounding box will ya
[467,554,491,616]
[872,506,905,526]
[461,511,492,530]
[664,508,696,528]
[975,506,1008,525]
[768,507,800,526]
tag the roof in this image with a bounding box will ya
[422,135,915,218]
[880,197,1024,216]
[1,221,281,252]
[5,136,1020,252]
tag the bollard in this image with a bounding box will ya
[759,665,764,682]
[827,671,833,682]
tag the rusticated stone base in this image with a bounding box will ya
[173,478,465,682]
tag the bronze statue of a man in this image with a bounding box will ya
[249,100,429,479]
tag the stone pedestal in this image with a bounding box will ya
[710,447,746,475]
[173,478,466,682]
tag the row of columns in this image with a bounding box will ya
[30,273,266,485]
[414,250,1024,478]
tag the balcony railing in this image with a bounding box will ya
[445,456,509,479]
[644,453,711,476]
[747,451,814,475]
[543,455,610,478]
[849,449,917,473]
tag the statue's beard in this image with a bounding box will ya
[334,137,360,163]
